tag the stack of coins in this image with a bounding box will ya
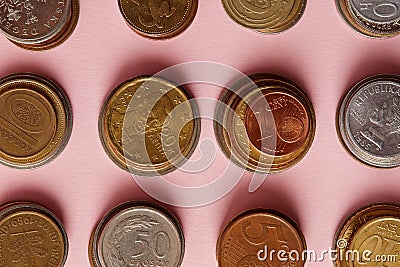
[89,201,185,267]
[217,209,307,267]
[334,203,400,267]
[99,76,200,175]
[214,73,315,173]
[337,74,400,168]
[221,0,306,33]
[0,202,68,267]
[0,73,73,169]
[118,0,198,39]
[336,0,400,38]
[0,0,79,50]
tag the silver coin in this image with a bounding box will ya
[91,201,185,267]
[0,0,72,44]
[338,74,400,168]
[348,0,400,36]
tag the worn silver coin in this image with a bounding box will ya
[0,0,72,44]
[338,74,400,168]
[90,201,185,267]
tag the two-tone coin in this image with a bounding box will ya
[337,74,400,168]
[214,73,315,173]
[99,75,200,176]
[119,0,197,39]
[336,0,400,38]
[89,201,185,267]
[0,0,79,50]
[217,209,307,267]
[222,0,306,34]
[0,73,73,169]
[334,203,400,267]
[0,202,68,267]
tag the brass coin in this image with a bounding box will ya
[99,75,200,175]
[0,0,79,49]
[348,216,400,267]
[333,203,400,267]
[214,73,315,173]
[222,0,306,33]
[89,201,185,267]
[118,0,198,39]
[336,0,400,38]
[0,202,68,267]
[0,73,72,169]
[217,209,307,267]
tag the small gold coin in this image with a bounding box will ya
[99,76,200,175]
[119,0,198,39]
[217,209,306,267]
[334,203,400,267]
[222,0,306,33]
[214,73,315,173]
[0,202,68,267]
[0,73,73,169]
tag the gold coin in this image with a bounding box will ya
[334,203,400,267]
[0,202,68,267]
[217,209,306,267]
[348,216,400,267]
[119,0,198,39]
[0,73,73,169]
[99,75,200,175]
[222,0,306,33]
[214,73,315,173]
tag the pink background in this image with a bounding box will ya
[1,0,400,266]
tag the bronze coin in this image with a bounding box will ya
[222,0,306,33]
[0,202,68,267]
[217,209,306,267]
[0,73,72,169]
[333,203,400,267]
[99,75,200,175]
[214,73,315,173]
[118,0,198,39]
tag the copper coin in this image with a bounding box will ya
[217,209,306,267]
[336,0,400,38]
[0,73,72,169]
[89,201,185,267]
[222,0,306,33]
[99,75,200,175]
[0,202,68,267]
[333,203,400,267]
[119,0,197,39]
[214,73,315,173]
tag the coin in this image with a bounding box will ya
[118,0,197,39]
[337,74,400,168]
[0,73,73,169]
[217,209,307,267]
[336,0,400,38]
[333,203,400,267]
[214,73,315,173]
[89,201,185,267]
[222,0,306,33]
[0,202,68,267]
[0,0,79,50]
[99,75,200,175]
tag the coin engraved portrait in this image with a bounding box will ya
[131,0,176,28]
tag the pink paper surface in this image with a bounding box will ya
[1,1,400,266]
